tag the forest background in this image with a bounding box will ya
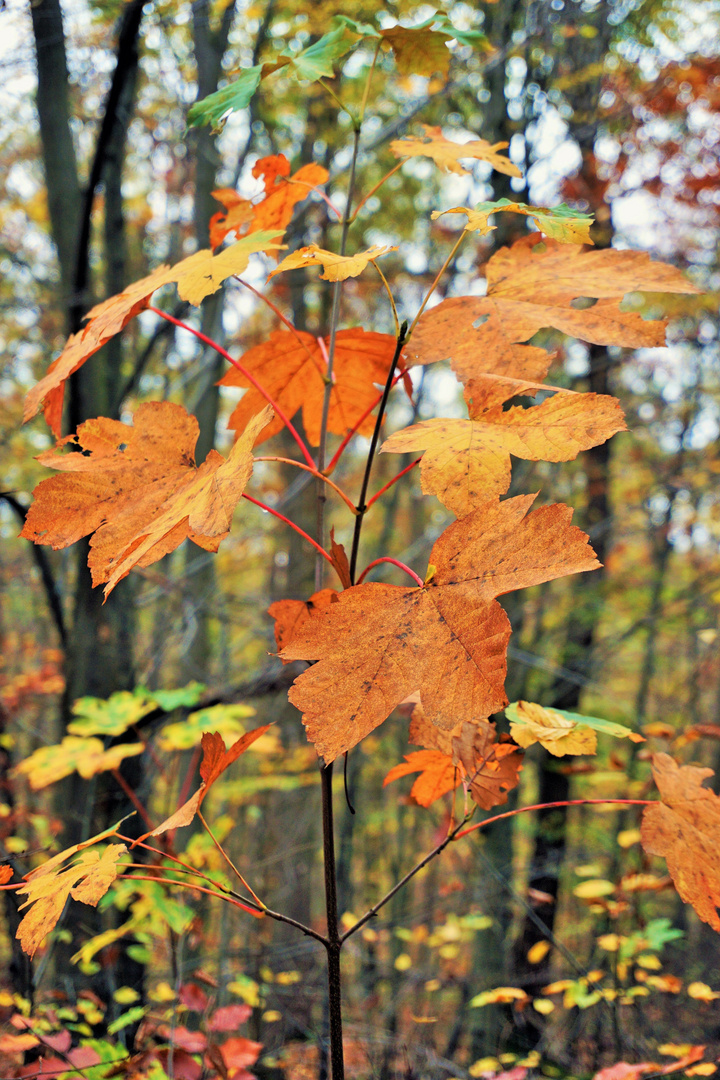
[0,0,719,1078]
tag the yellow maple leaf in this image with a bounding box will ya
[390,124,521,177]
[508,700,597,757]
[15,736,144,790]
[17,843,128,958]
[268,243,397,282]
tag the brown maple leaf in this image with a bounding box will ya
[641,753,720,931]
[210,154,329,250]
[405,235,700,387]
[381,26,452,78]
[268,589,339,657]
[390,125,521,177]
[268,243,397,282]
[452,720,522,809]
[281,494,599,762]
[21,402,272,598]
[24,233,284,437]
[385,718,522,809]
[145,727,270,839]
[17,843,128,958]
[409,702,463,755]
[220,327,398,446]
[381,374,625,516]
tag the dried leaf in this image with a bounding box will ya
[381,25,452,78]
[433,200,594,244]
[405,236,700,387]
[452,719,522,809]
[268,243,397,282]
[22,403,273,598]
[641,754,720,931]
[17,843,128,957]
[24,235,283,436]
[507,702,597,757]
[390,125,521,177]
[469,986,529,1007]
[268,589,339,656]
[329,530,352,590]
[409,702,462,755]
[281,495,599,762]
[220,327,398,446]
[147,726,270,838]
[507,701,644,754]
[210,155,329,249]
[381,377,625,515]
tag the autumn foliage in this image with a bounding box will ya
[6,12,714,1080]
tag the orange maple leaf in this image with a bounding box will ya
[405,235,701,387]
[16,842,128,958]
[641,753,720,931]
[382,374,625,516]
[384,750,461,807]
[21,402,272,598]
[145,726,270,839]
[210,154,329,250]
[390,124,521,177]
[281,495,599,762]
[220,327,399,446]
[385,719,522,809]
[268,589,339,658]
[268,243,397,282]
[24,232,283,437]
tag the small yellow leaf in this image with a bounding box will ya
[268,243,397,282]
[527,940,551,964]
[688,982,720,1002]
[394,953,412,971]
[636,954,662,970]
[573,879,615,899]
[617,828,641,848]
[533,998,555,1014]
[508,701,597,757]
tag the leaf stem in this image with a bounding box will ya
[315,125,362,592]
[356,557,423,588]
[198,810,262,906]
[359,38,382,123]
[373,262,400,335]
[255,456,357,513]
[406,231,466,340]
[349,162,403,222]
[365,458,421,509]
[148,304,316,469]
[242,493,334,569]
[454,798,653,840]
[118,873,262,916]
[111,768,154,831]
[348,324,408,582]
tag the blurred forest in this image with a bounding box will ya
[0,0,719,1077]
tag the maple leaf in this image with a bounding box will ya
[210,155,329,250]
[268,243,397,282]
[67,689,157,736]
[24,234,283,436]
[21,402,273,598]
[453,719,523,809]
[220,327,398,446]
[15,736,144,790]
[268,589,339,657]
[405,235,701,387]
[17,843,128,958]
[381,24,452,78]
[384,750,461,807]
[469,986,529,1007]
[641,753,720,931]
[390,124,521,177]
[506,701,597,757]
[381,375,625,516]
[507,701,644,755]
[158,703,257,751]
[432,200,595,244]
[281,495,599,762]
[145,727,270,839]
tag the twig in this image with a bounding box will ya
[356,558,423,587]
[242,494,334,568]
